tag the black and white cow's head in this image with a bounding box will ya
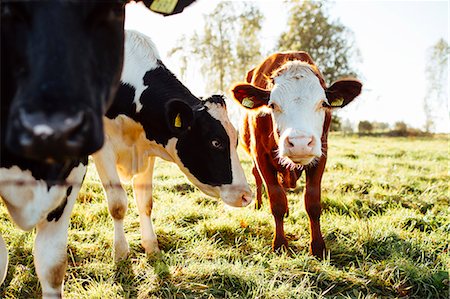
[1,0,195,163]
[107,30,252,207]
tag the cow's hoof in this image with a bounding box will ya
[310,239,326,259]
[114,241,130,261]
[142,239,160,255]
[272,237,289,253]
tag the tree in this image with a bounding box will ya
[277,1,360,83]
[330,115,342,131]
[169,2,263,93]
[372,122,390,132]
[423,38,449,132]
[358,121,373,134]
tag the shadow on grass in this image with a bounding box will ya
[148,272,258,299]
[326,232,449,298]
[0,234,40,298]
[114,258,138,298]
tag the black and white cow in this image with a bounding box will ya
[0,1,195,296]
[93,30,252,260]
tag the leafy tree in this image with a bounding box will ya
[234,3,264,82]
[169,2,263,93]
[358,121,373,134]
[278,1,360,83]
[394,121,408,133]
[423,38,449,132]
[330,115,342,131]
[372,122,390,132]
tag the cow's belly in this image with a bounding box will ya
[0,163,86,231]
[104,115,171,182]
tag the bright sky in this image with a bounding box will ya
[125,0,449,132]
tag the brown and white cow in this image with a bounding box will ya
[231,52,362,257]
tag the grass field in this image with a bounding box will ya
[0,135,449,298]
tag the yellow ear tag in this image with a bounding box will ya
[150,0,179,14]
[174,113,182,128]
[331,97,344,107]
[242,97,254,108]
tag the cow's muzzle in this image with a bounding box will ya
[6,108,103,162]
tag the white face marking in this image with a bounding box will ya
[269,61,326,167]
[121,30,161,113]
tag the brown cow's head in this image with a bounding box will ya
[232,55,361,168]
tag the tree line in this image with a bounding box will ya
[331,118,434,137]
[169,1,448,135]
[169,1,359,93]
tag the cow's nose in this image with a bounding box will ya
[8,109,100,161]
[285,135,315,153]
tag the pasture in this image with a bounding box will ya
[0,135,448,298]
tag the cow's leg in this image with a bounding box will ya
[305,155,327,258]
[0,234,8,284]
[252,164,263,209]
[132,157,159,254]
[34,166,84,299]
[92,146,129,261]
[256,156,289,251]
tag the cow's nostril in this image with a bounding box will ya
[286,137,294,148]
[241,195,253,207]
[307,136,315,147]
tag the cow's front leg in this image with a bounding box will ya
[92,146,129,261]
[256,156,289,251]
[0,234,8,284]
[305,156,327,259]
[252,164,264,210]
[34,182,80,299]
[132,157,159,254]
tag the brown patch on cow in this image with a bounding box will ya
[144,199,153,216]
[109,203,126,220]
[47,257,67,290]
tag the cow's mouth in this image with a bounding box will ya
[280,155,317,169]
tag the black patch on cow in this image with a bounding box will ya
[204,94,226,107]
[176,110,232,185]
[46,186,72,222]
[105,61,233,186]
[105,83,137,119]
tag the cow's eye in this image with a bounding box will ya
[211,139,223,150]
[268,102,281,112]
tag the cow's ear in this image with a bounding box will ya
[325,79,362,108]
[140,0,196,16]
[165,99,193,134]
[231,83,270,110]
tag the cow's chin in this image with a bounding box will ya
[281,155,317,169]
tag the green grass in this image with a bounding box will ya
[1,135,449,298]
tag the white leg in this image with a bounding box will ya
[0,234,8,285]
[34,169,83,299]
[133,157,159,254]
[92,144,129,261]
